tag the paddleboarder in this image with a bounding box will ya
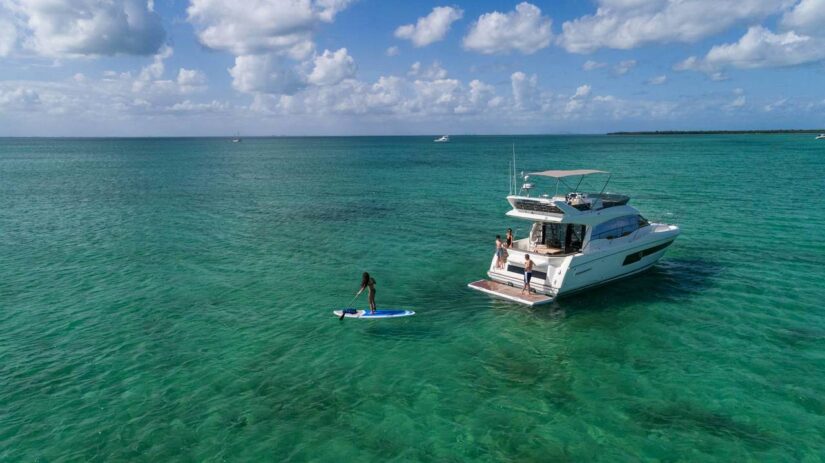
[356,272,377,314]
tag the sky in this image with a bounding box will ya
[1,0,824,136]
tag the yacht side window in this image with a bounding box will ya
[591,215,647,240]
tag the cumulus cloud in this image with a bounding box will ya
[394,6,463,47]
[187,0,353,57]
[7,0,165,57]
[385,46,399,57]
[251,72,502,117]
[780,0,825,35]
[613,59,637,75]
[0,87,41,110]
[676,26,825,71]
[463,2,552,55]
[764,98,788,112]
[228,54,305,95]
[559,0,789,53]
[408,62,448,80]
[307,48,356,86]
[572,84,591,99]
[511,71,541,110]
[0,17,17,56]
[582,60,607,71]
[728,95,746,108]
[177,69,208,93]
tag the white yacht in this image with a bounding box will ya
[469,169,680,306]
[815,133,825,140]
[434,135,450,143]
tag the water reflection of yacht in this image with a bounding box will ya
[434,135,450,143]
[469,169,680,306]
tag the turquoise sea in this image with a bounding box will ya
[1,135,823,461]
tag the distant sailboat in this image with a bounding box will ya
[232,132,242,143]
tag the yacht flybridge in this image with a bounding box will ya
[469,169,680,306]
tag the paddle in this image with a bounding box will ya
[339,292,362,320]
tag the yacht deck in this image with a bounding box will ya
[468,280,554,306]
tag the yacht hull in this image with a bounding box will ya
[487,224,679,300]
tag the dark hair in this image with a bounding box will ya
[507,228,512,233]
[525,254,530,260]
[361,272,370,288]
[496,235,501,239]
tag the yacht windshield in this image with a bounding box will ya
[591,215,649,240]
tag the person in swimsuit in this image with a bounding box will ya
[495,235,504,268]
[356,272,377,313]
[506,228,513,247]
[521,254,533,295]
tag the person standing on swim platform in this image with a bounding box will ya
[356,272,377,314]
[522,255,533,295]
[495,235,504,269]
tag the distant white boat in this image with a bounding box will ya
[232,132,242,143]
[434,135,450,143]
[816,133,825,140]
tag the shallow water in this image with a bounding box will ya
[1,135,823,461]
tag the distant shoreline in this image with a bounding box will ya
[607,130,825,135]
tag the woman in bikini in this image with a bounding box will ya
[356,272,377,313]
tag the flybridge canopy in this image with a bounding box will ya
[529,169,608,178]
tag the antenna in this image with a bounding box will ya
[512,143,516,196]
[508,153,512,195]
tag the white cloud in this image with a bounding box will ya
[394,6,463,47]
[780,0,825,35]
[0,87,41,110]
[559,0,790,53]
[613,59,637,75]
[647,75,667,85]
[187,0,353,57]
[511,71,541,110]
[177,69,208,93]
[729,95,746,108]
[228,54,305,95]
[7,0,165,57]
[456,79,499,114]
[307,48,356,86]
[0,17,17,57]
[463,2,553,55]
[677,26,825,71]
[572,84,591,99]
[582,60,607,71]
[408,62,448,80]
[385,46,399,57]
[764,98,788,112]
[168,99,229,113]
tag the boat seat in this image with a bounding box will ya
[533,244,564,255]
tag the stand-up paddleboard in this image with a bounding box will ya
[333,309,415,319]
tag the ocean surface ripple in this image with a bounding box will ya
[1,135,823,461]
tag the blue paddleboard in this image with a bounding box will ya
[333,309,415,319]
